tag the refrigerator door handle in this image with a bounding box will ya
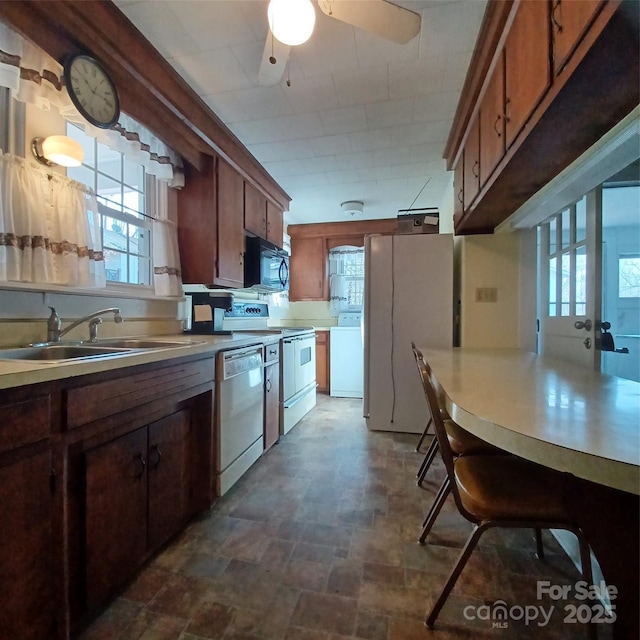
[363,235,372,418]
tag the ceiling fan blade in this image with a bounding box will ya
[318,0,420,44]
[258,35,291,86]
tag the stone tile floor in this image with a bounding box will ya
[79,395,610,640]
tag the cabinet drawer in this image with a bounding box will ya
[66,359,213,429]
[0,395,50,454]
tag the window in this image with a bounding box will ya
[66,122,152,286]
[619,254,640,298]
[329,246,365,308]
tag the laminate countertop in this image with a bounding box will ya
[0,332,275,391]
[420,347,640,495]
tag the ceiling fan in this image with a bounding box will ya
[258,0,421,86]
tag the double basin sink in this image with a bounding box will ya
[0,338,205,362]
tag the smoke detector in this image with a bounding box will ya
[341,201,364,217]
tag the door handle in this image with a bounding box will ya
[574,319,592,331]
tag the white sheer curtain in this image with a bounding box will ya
[0,153,106,287]
[150,180,182,296]
[0,22,184,186]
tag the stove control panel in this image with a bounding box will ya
[225,302,269,318]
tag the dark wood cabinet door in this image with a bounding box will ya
[290,236,326,300]
[453,158,464,225]
[147,411,189,550]
[504,0,551,149]
[315,331,329,393]
[244,181,267,238]
[552,0,604,75]
[85,427,148,609]
[479,52,505,186]
[463,115,480,209]
[0,450,55,640]
[217,159,245,288]
[264,363,280,450]
[266,200,284,248]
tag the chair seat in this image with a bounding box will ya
[455,455,572,522]
[445,420,503,456]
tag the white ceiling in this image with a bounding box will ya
[113,0,487,226]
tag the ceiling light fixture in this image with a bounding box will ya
[341,201,364,217]
[31,135,84,168]
[268,0,316,46]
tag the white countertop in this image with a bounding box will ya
[421,347,640,495]
[0,332,275,391]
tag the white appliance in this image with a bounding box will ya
[281,331,317,434]
[330,312,364,398]
[364,233,453,433]
[216,344,264,496]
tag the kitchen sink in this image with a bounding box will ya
[0,345,135,361]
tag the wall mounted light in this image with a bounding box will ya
[31,135,84,168]
[268,0,316,46]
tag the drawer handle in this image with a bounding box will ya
[150,444,162,469]
[493,114,502,137]
[472,160,479,179]
[134,453,146,478]
[552,0,563,33]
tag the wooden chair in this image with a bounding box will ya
[414,353,594,629]
[410,343,501,490]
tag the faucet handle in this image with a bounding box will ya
[88,317,103,342]
[47,306,61,342]
[114,310,123,324]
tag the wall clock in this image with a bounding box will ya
[63,54,120,129]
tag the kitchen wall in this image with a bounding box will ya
[0,101,182,347]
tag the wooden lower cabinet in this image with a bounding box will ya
[85,411,190,608]
[0,449,55,639]
[315,331,329,393]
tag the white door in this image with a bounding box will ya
[538,168,640,380]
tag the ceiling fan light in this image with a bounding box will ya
[268,0,316,46]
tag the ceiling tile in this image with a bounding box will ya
[205,85,293,123]
[281,74,340,113]
[336,151,376,171]
[442,51,474,92]
[261,159,309,178]
[388,56,447,99]
[413,92,461,123]
[170,48,252,94]
[353,26,420,68]
[365,98,415,129]
[228,118,288,145]
[318,105,368,135]
[275,112,326,140]
[325,169,362,185]
[309,134,353,157]
[302,156,340,173]
[332,66,389,108]
[348,128,392,153]
[248,139,316,163]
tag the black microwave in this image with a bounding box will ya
[244,237,289,292]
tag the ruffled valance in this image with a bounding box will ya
[0,22,184,187]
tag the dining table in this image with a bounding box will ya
[420,347,639,640]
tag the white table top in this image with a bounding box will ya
[420,347,640,495]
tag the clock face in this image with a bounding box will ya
[64,55,120,129]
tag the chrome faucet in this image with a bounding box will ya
[46,306,123,343]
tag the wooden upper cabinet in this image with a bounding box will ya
[217,160,245,288]
[290,236,327,301]
[552,0,604,75]
[463,116,480,209]
[266,200,284,248]
[479,52,505,186]
[504,0,551,149]
[453,157,464,225]
[244,181,267,238]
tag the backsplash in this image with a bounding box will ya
[0,288,182,347]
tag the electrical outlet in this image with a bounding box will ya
[475,287,498,303]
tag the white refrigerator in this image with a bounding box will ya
[364,233,453,433]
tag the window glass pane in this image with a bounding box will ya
[104,216,128,251]
[561,208,571,249]
[67,164,95,189]
[575,246,587,314]
[548,219,557,255]
[66,122,95,167]
[98,145,122,180]
[98,175,122,212]
[127,223,151,258]
[619,255,640,298]
[576,196,587,243]
[549,256,557,316]
[130,256,151,286]
[123,158,144,190]
[123,185,144,218]
[104,249,127,283]
[561,251,571,316]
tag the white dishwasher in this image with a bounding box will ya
[330,312,364,398]
[215,344,264,496]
